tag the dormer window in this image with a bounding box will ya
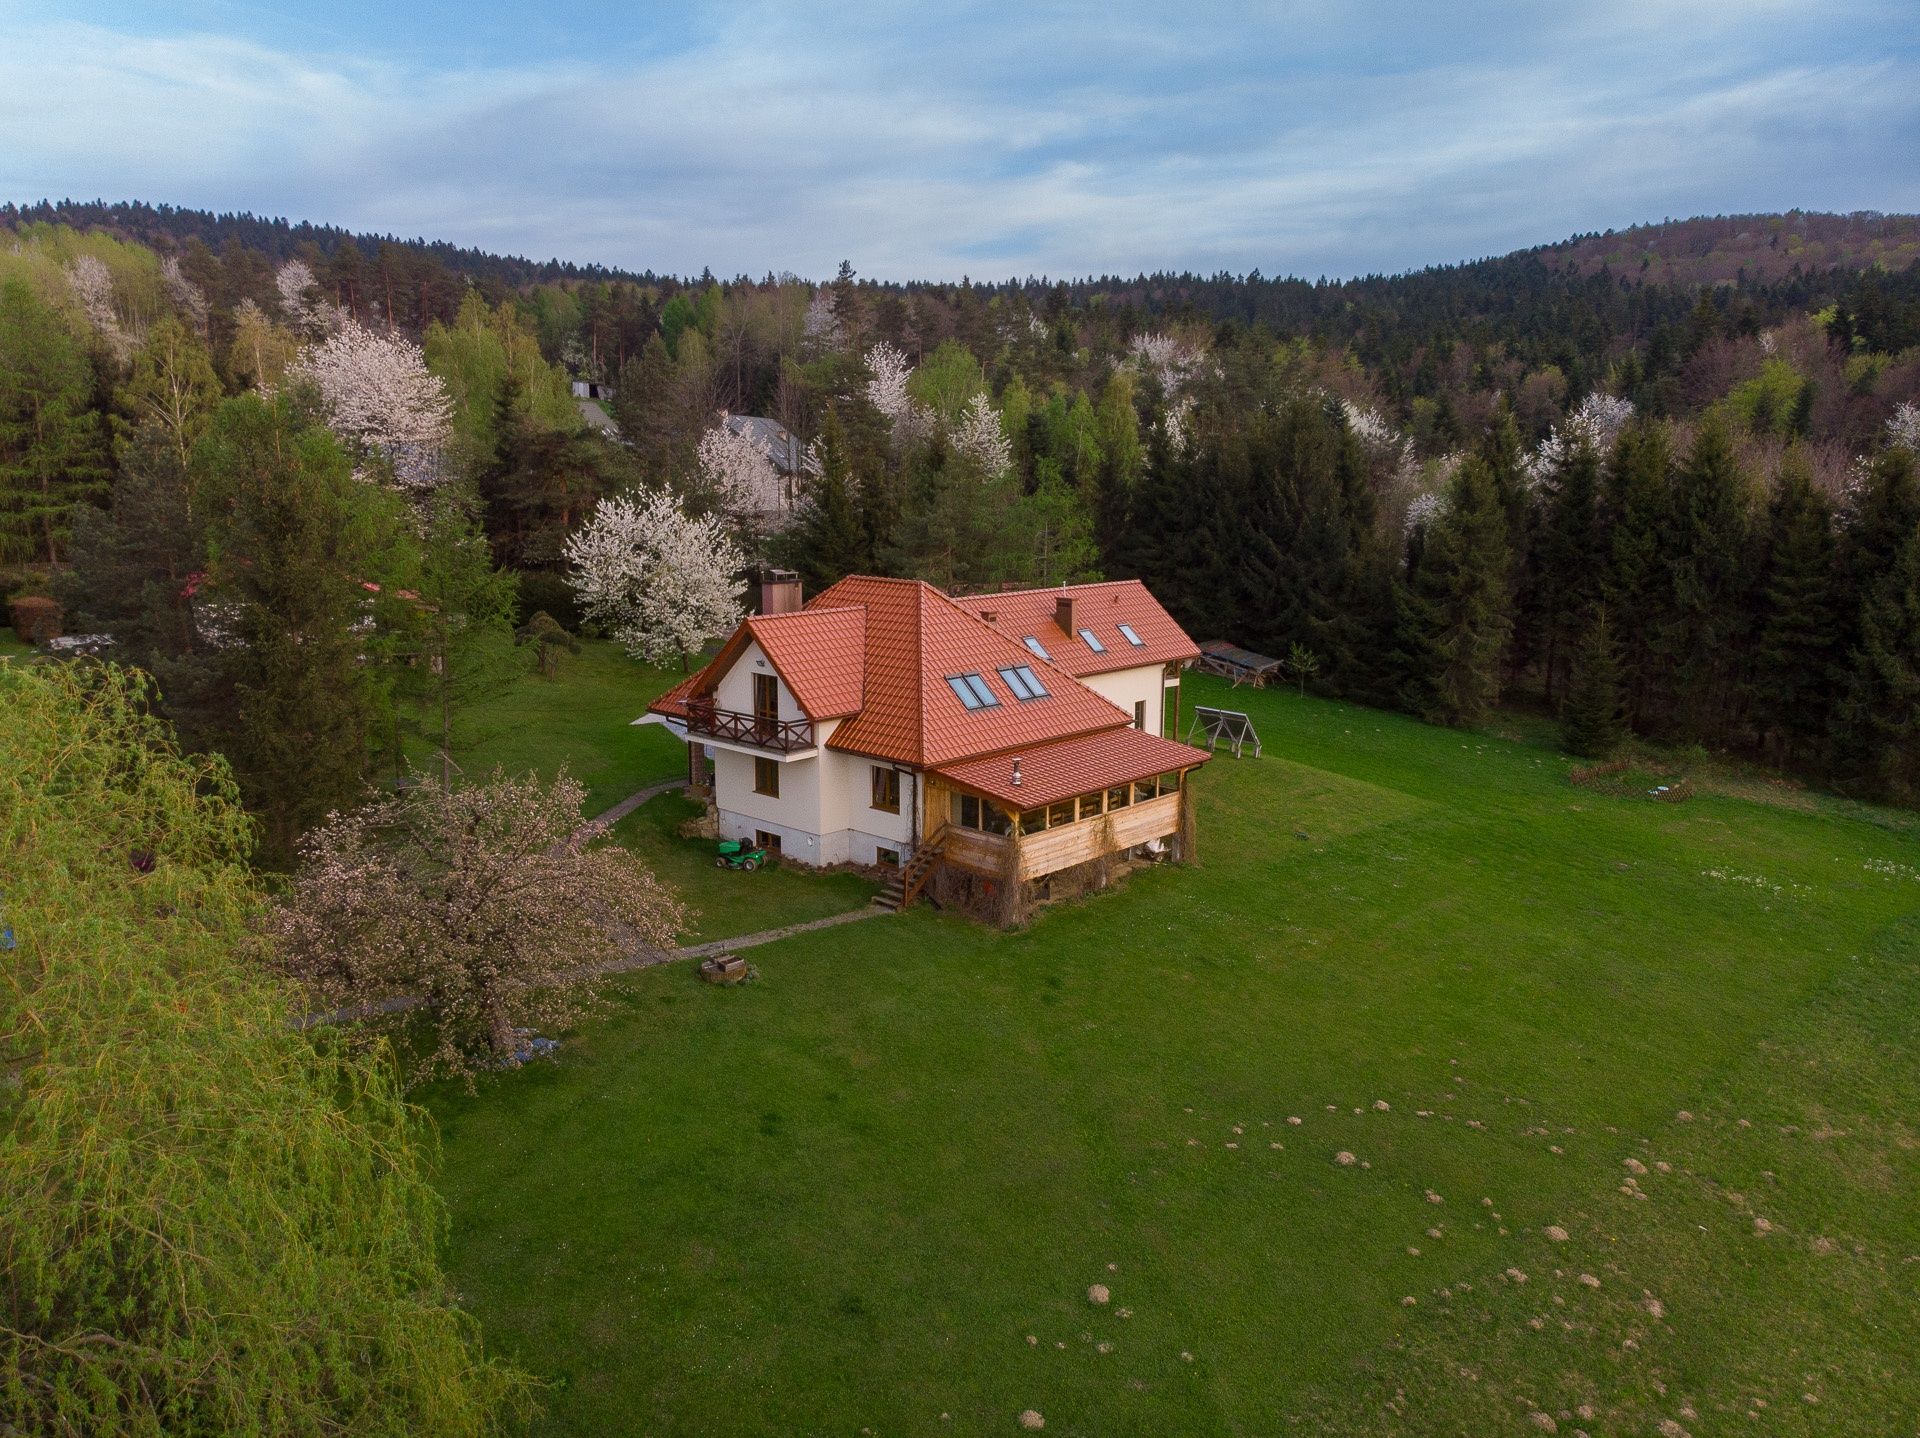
[997,665,1049,700]
[1078,628,1107,653]
[1117,623,1144,647]
[1022,635,1050,661]
[945,673,1000,710]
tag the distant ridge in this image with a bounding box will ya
[5,198,1915,293]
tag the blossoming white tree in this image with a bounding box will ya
[1522,392,1636,490]
[1887,400,1919,453]
[698,416,785,514]
[64,255,132,363]
[802,290,843,352]
[274,259,337,339]
[565,489,746,669]
[160,255,209,337]
[289,320,453,491]
[865,341,930,449]
[1128,332,1209,394]
[270,767,687,1085]
[950,392,1012,478]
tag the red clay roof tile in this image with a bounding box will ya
[932,726,1211,808]
[648,575,1195,769]
[807,576,1131,767]
[950,580,1200,677]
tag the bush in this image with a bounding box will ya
[8,593,61,644]
[0,663,532,1436]
[513,568,583,631]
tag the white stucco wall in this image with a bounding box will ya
[703,641,917,867]
[714,747,919,867]
[712,641,806,721]
[1078,663,1173,736]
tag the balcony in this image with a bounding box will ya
[682,700,814,753]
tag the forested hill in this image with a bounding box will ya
[12,197,1918,309]
[0,199,666,289]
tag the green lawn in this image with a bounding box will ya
[428,675,1920,1436]
[447,640,690,815]
[0,631,35,661]
[603,791,880,944]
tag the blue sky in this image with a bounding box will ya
[3,1,1915,280]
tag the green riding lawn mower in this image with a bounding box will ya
[714,838,771,872]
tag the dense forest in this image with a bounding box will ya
[3,202,1918,834]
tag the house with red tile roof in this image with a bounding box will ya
[640,575,1208,910]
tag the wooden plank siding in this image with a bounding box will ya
[943,791,1182,880]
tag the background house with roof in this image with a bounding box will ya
[639,576,1208,917]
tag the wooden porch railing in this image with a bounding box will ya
[682,700,814,752]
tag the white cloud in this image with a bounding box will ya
[0,7,1914,278]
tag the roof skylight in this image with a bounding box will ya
[945,673,1000,710]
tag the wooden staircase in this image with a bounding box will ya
[872,829,946,912]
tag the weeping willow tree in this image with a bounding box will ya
[0,662,531,1437]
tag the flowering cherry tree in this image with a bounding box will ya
[864,342,930,449]
[1887,400,1919,453]
[289,320,453,491]
[565,489,746,669]
[802,290,843,352]
[270,768,687,1085]
[1128,332,1209,394]
[64,255,132,363]
[1523,393,1636,490]
[950,392,1013,477]
[274,259,338,338]
[160,255,209,336]
[698,416,785,514]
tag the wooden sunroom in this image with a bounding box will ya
[922,727,1208,884]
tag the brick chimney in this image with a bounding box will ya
[1053,591,1077,634]
[758,569,803,615]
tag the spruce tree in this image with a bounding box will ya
[1560,607,1626,758]
[1395,456,1513,725]
[778,407,870,590]
[193,393,411,864]
[1750,452,1839,763]
[395,484,523,786]
[1601,419,1672,727]
[55,423,229,745]
[1660,415,1753,741]
[1534,436,1606,701]
[1834,525,1920,800]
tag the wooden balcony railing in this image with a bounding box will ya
[682,701,814,752]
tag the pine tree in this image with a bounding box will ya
[1395,456,1513,725]
[0,277,109,563]
[1601,419,1672,726]
[1749,452,1839,763]
[1560,607,1625,758]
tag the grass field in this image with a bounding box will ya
[605,791,880,944]
[427,674,1920,1436]
[445,639,691,815]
